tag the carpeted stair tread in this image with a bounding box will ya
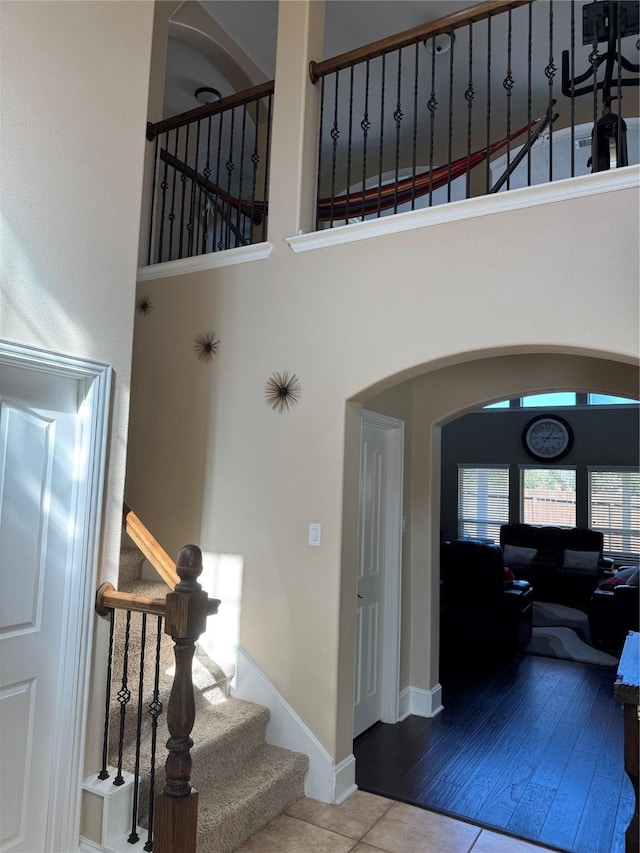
[119,546,145,585]
[195,743,308,853]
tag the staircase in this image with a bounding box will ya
[98,547,309,852]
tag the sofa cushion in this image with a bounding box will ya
[600,567,640,589]
[563,549,600,570]
[503,544,537,567]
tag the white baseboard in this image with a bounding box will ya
[232,645,352,803]
[79,838,104,852]
[399,684,444,719]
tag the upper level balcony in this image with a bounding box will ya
[141,0,639,272]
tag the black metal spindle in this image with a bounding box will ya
[249,98,260,244]
[187,121,201,257]
[128,613,148,844]
[147,137,159,267]
[447,29,455,202]
[393,48,403,214]
[546,1,556,183]
[376,53,386,216]
[591,5,601,144]
[616,0,623,162]
[428,36,437,206]
[330,70,341,227]
[345,64,355,222]
[485,15,492,194]
[361,59,371,221]
[527,2,533,186]
[178,124,190,260]
[98,608,115,780]
[236,104,248,243]
[225,108,236,250]
[167,127,180,260]
[144,616,164,852]
[114,611,132,787]
[465,23,475,199]
[210,111,223,252]
[504,10,514,190]
[157,131,170,264]
[411,41,419,211]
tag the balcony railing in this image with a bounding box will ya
[145,0,638,263]
[146,82,273,265]
[310,0,639,229]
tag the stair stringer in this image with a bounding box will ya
[232,645,356,805]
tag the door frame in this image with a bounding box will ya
[360,410,404,726]
[0,339,111,852]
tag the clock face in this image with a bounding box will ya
[522,415,574,461]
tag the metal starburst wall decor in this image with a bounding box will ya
[193,331,220,363]
[265,371,301,413]
[136,295,153,316]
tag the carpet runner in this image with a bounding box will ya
[524,600,619,666]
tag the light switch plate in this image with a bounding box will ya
[308,523,321,546]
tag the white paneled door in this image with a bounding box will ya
[353,412,403,739]
[0,345,110,852]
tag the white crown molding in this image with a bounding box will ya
[137,241,273,281]
[399,684,444,720]
[286,166,640,254]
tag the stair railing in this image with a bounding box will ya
[95,508,220,853]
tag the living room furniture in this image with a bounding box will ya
[440,539,533,664]
[499,522,614,603]
[589,566,640,651]
[613,631,639,853]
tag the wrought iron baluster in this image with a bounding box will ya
[330,70,341,227]
[361,59,371,221]
[249,98,260,245]
[428,35,437,206]
[465,23,475,199]
[114,610,132,787]
[504,10,514,190]
[411,41,419,211]
[485,15,492,194]
[98,608,115,780]
[377,53,386,216]
[236,104,248,244]
[546,0,556,182]
[187,121,201,257]
[447,28,455,202]
[129,613,148,844]
[157,131,170,264]
[167,127,180,260]
[144,615,164,852]
[178,123,190,260]
[225,107,236,250]
[393,47,404,214]
[527,2,534,186]
[591,5,601,143]
[263,92,273,238]
[211,112,224,254]
[315,76,325,231]
[147,137,159,266]
[345,65,355,223]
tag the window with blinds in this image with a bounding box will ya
[520,468,576,527]
[588,468,640,562]
[458,466,509,542]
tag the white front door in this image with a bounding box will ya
[0,344,110,852]
[353,412,403,739]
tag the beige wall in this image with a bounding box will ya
[0,0,154,797]
[125,0,639,776]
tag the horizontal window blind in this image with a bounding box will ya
[589,468,640,562]
[458,466,509,543]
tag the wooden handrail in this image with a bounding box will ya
[309,0,531,83]
[95,582,167,617]
[123,503,180,589]
[146,80,274,140]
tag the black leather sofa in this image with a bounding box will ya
[588,566,640,651]
[499,523,614,603]
[440,539,533,664]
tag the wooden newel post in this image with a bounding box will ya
[153,545,219,853]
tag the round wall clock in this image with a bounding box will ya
[522,414,574,461]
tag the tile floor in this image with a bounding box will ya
[235,791,560,853]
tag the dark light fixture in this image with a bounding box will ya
[195,86,222,105]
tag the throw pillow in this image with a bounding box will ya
[601,566,640,589]
[503,544,537,567]
[563,549,600,570]
[504,567,515,583]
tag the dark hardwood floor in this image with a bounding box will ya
[354,653,634,852]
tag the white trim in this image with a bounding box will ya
[398,684,444,720]
[79,839,104,853]
[0,339,111,853]
[232,645,348,804]
[286,165,640,254]
[137,241,273,281]
[361,411,404,727]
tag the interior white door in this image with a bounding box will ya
[0,384,79,852]
[353,419,388,738]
